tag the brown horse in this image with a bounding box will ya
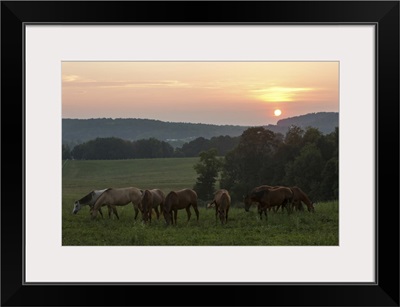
[163,188,199,225]
[291,186,315,212]
[140,189,165,222]
[90,187,142,220]
[243,185,273,207]
[244,185,280,213]
[244,186,293,219]
[209,189,231,225]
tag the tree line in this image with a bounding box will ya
[62,135,240,160]
[193,126,338,203]
[63,137,174,160]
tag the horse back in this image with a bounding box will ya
[219,192,231,210]
[150,189,165,207]
[270,187,292,201]
[177,188,197,201]
[95,187,139,206]
[213,189,229,203]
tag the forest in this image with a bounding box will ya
[63,125,338,203]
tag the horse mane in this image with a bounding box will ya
[166,191,178,200]
[78,191,95,204]
[252,189,266,199]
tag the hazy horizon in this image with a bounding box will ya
[62,61,339,126]
[62,110,339,128]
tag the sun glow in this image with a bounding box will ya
[274,109,282,116]
[253,86,314,102]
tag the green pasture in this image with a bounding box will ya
[62,158,339,246]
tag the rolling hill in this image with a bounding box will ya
[62,112,338,146]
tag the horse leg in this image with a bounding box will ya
[90,205,100,220]
[258,207,263,220]
[98,207,104,218]
[285,200,292,215]
[262,202,269,220]
[154,207,160,220]
[112,206,120,220]
[133,204,139,220]
[193,203,199,222]
[260,208,267,220]
[186,207,192,223]
[173,209,178,225]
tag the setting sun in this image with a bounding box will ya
[274,109,282,116]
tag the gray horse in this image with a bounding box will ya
[72,189,110,217]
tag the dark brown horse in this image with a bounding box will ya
[244,186,293,219]
[243,185,273,208]
[244,185,281,213]
[291,186,315,212]
[209,189,231,224]
[140,189,165,222]
[163,188,199,225]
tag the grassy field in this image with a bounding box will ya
[62,158,339,246]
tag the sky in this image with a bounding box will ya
[62,61,339,126]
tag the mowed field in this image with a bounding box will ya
[62,158,339,246]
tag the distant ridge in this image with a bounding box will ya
[62,112,338,146]
[265,112,338,135]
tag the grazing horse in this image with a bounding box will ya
[140,189,165,222]
[209,189,231,225]
[72,189,110,217]
[291,186,315,212]
[243,185,279,213]
[244,186,293,219]
[163,188,199,225]
[90,187,142,220]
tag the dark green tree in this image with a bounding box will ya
[319,157,339,200]
[193,148,222,201]
[62,144,72,160]
[219,127,280,202]
[133,138,174,158]
[284,143,325,200]
[180,137,211,157]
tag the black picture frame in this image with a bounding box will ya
[1,1,399,306]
